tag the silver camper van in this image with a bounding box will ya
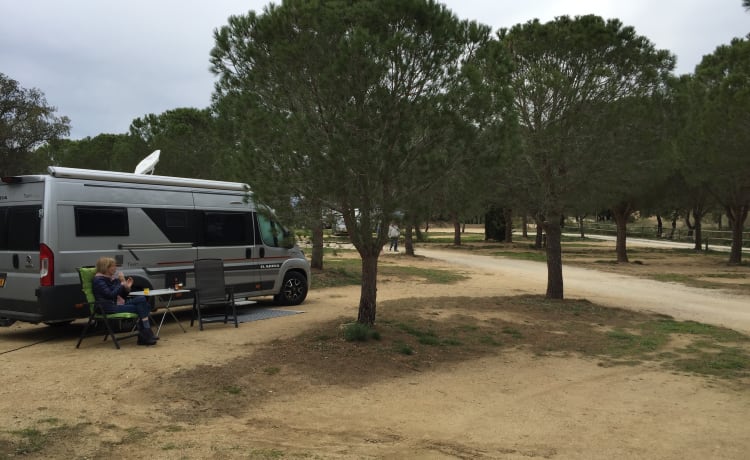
[0,166,310,326]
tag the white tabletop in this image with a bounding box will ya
[129,288,191,296]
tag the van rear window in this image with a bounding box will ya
[75,206,129,237]
[0,206,41,250]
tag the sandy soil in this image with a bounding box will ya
[0,244,749,459]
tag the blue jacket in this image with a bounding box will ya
[92,274,128,312]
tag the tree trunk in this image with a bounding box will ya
[656,215,663,238]
[503,208,513,243]
[611,203,631,263]
[726,204,748,265]
[310,219,324,269]
[357,251,379,325]
[690,205,707,251]
[693,211,703,251]
[685,211,694,238]
[453,218,461,246]
[576,215,585,238]
[668,213,677,240]
[522,214,528,238]
[404,223,415,256]
[534,216,544,249]
[544,220,564,299]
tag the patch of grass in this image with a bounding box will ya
[650,273,700,284]
[673,346,749,378]
[489,251,547,262]
[421,233,486,244]
[9,428,46,455]
[222,385,242,395]
[703,273,747,279]
[501,326,523,339]
[394,342,415,355]
[342,322,380,342]
[122,427,150,443]
[646,319,748,342]
[382,264,468,284]
[312,257,466,289]
[479,335,502,346]
[263,366,281,375]
[1,420,89,458]
[605,329,665,357]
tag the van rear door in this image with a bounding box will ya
[0,179,44,320]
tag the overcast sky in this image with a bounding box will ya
[2,0,748,140]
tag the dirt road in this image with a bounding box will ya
[416,247,750,334]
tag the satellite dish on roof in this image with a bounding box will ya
[134,150,160,175]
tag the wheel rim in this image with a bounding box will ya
[283,277,304,302]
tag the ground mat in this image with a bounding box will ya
[235,307,303,324]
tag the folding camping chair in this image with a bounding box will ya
[75,266,140,349]
[191,258,239,330]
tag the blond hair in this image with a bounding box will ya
[95,257,117,274]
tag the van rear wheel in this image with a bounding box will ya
[274,272,308,306]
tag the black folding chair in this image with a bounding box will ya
[190,258,239,330]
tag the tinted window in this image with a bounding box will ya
[202,212,252,246]
[143,208,196,243]
[0,206,41,250]
[75,207,129,237]
[0,208,6,249]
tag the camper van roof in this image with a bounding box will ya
[47,166,251,192]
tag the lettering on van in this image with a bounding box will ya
[0,195,7,201]
[260,263,281,269]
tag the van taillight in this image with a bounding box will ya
[40,244,54,286]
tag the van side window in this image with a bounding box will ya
[74,206,129,237]
[257,212,289,248]
[0,206,41,250]
[142,208,195,243]
[202,212,252,246]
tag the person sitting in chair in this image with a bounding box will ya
[92,256,157,346]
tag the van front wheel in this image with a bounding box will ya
[0,317,16,327]
[274,272,308,306]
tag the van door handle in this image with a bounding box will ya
[12,254,19,269]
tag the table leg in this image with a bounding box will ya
[155,295,187,337]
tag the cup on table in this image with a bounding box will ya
[143,288,150,295]
[176,283,183,290]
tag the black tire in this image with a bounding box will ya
[274,271,308,306]
[0,317,16,327]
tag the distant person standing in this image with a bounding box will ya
[388,222,400,252]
